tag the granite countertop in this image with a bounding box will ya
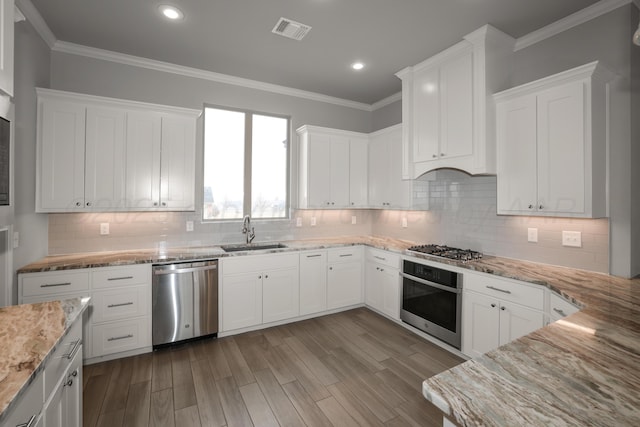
[0,297,90,422]
[15,237,640,425]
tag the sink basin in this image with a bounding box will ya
[221,243,287,252]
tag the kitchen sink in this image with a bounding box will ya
[221,243,287,252]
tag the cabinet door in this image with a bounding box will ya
[263,266,299,324]
[386,127,413,209]
[299,252,327,316]
[412,65,440,162]
[38,99,86,211]
[462,291,500,358]
[44,377,64,427]
[537,81,585,214]
[125,111,162,208]
[160,115,196,210]
[306,133,332,207]
[498,302,544,346]
[364,261,383,312]
[496,94,538,214]
[222,272,263,331]
[380,267,401,320]
[349,137,368,207]
[64,345,83,427]
[0,0,13,97]
[327,261,363,310]
[439,51,473,159]
[329,137,350,207]
[368,132,391,207]
[85,106,126,210]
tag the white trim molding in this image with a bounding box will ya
[514,0,633,51]
[15,0,56,48]
[371,91,401,110]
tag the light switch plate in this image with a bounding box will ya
[527,228,538,243]
[296,217,302,227]
[186,221,194,232]
[351,216,357,225]
[100,223,109,235]
[310,217,316,226]
[402,217,408,228]
[562,231,582,247]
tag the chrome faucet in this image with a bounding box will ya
[242,215,256,244]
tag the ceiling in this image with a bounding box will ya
[28,0,601,105]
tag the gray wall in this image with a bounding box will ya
[371,99,402,131]
[13,19,51,300]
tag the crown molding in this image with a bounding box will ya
[371,91,401,110]
[52,41,374,112]
[514,0,632,51]
[15,0,56,48]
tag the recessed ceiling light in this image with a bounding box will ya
[351,62,365,71]
[158,5,184,20]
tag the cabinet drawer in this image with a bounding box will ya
[43,319,82,398]
[92,286,150,323]
[223,252,298,275]
[366,248,399,268]
[549,292,580,320]
[3,372,44,427]
[328,246,362,263]
[92,317,151,357]
[21,271,89,297]
[91,264,150,289]
[464,273,544,310]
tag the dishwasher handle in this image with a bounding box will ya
[154,263,218,275]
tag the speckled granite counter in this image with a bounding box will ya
[0,297,90,422]
[15,237,640,425]
[419,256,640,426]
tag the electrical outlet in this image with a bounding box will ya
[296,217,302,227]
[13,232,19,249]
[562,231,582,247]
[527,228,538,243]
[186,221,194,232]
[351,216,357,225]
[310,217,316,226]
[402,217,408,228]
[100,223,109,235]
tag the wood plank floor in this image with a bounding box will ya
[83,308,464,427]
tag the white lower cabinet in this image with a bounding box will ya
[221,253,299,332]
[299,251,328,316]
[462,273,545,358]
[364,248,401,320]
[18,264,152,363]
[327,247,363,310]
[43,344,83,427]
[548,292,580,323]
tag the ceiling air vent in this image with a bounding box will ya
[271,17,311,41]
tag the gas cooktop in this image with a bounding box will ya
[407,244,483,262]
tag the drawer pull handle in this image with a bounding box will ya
[107,302,134,308]
[306,254,322,258]
[64,338,82,360]
[108,334,133,342]
[41,282,72,288]
[374,256,386,261]
[486,285,511,294]
[16,414,37,427]
[339,254,353,257]
[107,276,134,281]
[553,308,567,316]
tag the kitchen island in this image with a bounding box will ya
[15,237,640,425]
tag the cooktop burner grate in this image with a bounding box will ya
[407,244,483,262]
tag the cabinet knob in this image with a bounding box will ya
[331,202,335,205]
[440,153,446,157]
[162,202,167,207]
[539,205,544,210]
[265,275,268,279]
[86,202,91,207]
[528,204,534,209]
[432,154,438,158]
[326,202,330,205]
[153,202,159,207]
[258,275,262,279]
[351,202,354,205]
[72,370,78,377]
[329,267,333,270]
[501,306,506,311]
[491,303,496,308]
[75,202,81,207]
[67,379,73,386]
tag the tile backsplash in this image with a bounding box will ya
[48,169,609,273]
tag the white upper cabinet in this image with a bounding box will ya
[297,125,368,209]
[36,89,200,212]
[0,0,14,97]
[494,61,614,217]
[396,25,514,178]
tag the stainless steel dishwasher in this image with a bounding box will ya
[152,259,218,348]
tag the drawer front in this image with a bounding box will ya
[549,292,580,320]
[464,273,544,310]
[3,372,44,427]
[328,246,363,263]
[92,264,151,289]
[21,271,89,297]
[366,248,399,269]
[223,252,298,275]
[43,319,82,398]
[92,317,151,357]
[21,292,89,305]
[92,286,150,323]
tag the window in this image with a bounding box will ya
[203,106,289,220]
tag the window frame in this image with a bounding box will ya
[202,103,291,222]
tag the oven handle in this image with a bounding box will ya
[400,272,461,294]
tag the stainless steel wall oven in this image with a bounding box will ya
[400,259,462,349]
